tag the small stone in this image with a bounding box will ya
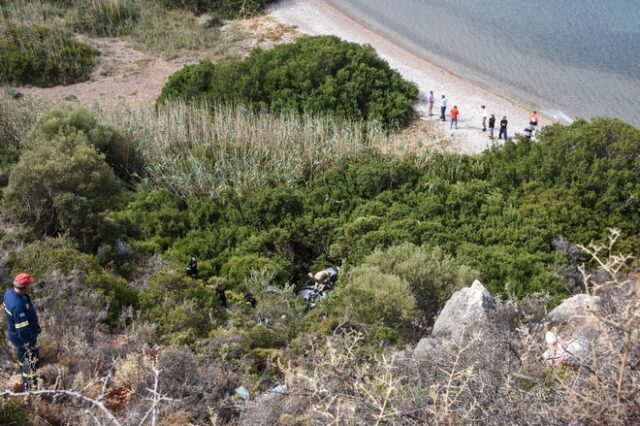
[198,14,221,29]
[7,89,23,99]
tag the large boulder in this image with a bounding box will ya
[431,280,496,342]
[543,294,605,366]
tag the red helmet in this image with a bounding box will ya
[13,273,35,288]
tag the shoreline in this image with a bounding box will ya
[268,0,553,154]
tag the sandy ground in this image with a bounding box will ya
[15,17,298,110]
[269,0,547,154]
[18,37,192,110]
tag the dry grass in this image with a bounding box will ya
[98,101,410,197]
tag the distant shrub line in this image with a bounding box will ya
[0,22,98,87]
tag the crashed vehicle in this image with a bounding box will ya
[297,266,340,307]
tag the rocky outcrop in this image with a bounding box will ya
[432,280,496,342]
[413,280,498,361]
[543,294,605,366]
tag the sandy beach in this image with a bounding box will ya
[269,0,548,154]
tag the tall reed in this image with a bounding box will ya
[98,101,403,198]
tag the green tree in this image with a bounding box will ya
[363,243,478,322]
[3,131,122,251]
[322,265,420,335]
[29,107,144,184]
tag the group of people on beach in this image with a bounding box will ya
[426,90,539,139]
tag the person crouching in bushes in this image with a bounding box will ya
[215,282,227,307]
[186,255,198,280]
[3,273,41,391]
[314,270,331,293]
[244,292,257,308]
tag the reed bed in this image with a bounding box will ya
[98,101,405,197]
[0,95,425,198]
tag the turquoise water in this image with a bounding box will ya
[331,0,640,126]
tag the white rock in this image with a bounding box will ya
[432,280,496,342]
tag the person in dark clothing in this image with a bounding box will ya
[499,116,508,140]
[488,114,496,139]
[3,273,41,391]
[244,292,257,308]
[523,126,533,138]
[215,283,227,307]
[186,256,198,280]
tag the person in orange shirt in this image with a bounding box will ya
[529,111,539,131]
[450,105,459,129]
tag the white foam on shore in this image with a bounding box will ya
[268,0,550,154]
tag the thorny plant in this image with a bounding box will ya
[1,361,171,426]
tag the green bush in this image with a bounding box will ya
[3,131,122,251]
[0,399,30,426]
[113,118,639,303]
[0,142,20,188]
[69,0,140,37]
[29,107,144,184]
[158,0,273,18]
[221,254,291,288]
[139,269,226,344]
[0,22,98,87]
[321,265,420,335]
[7,238,138,323]
[363,243,478,322]
[158,36,419,128]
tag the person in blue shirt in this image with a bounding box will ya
[3,273,41,391]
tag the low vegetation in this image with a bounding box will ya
[0,22,98,87]
[159,0,276,18]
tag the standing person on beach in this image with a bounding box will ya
[481,105,488,132]
[529,111,539,132]
[440,95,448,122]
[488,114,496,138]
[427,91,435,116]
[450,105,459,129]
[499,116,508,139]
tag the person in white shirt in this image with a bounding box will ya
[427,91,435,116]
[440,95,448,122]
[481,105,488,132]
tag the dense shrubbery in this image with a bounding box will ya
[29,107,144,184]
[69,0,140,36]
[158,36,419,128]
[7,238,138,323]
[0,94,639,423]
[158,0,274,18]
[3,129,122,251]
[0,22,98,87]
[112,118,639,303]
[139,269,226,344]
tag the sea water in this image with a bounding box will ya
[332,0,640,126]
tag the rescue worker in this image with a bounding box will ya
[244,292,257,308]
[215,282,227,307]
[186,256,198,280]
[3,273,41,391]
[314,270,331,293]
